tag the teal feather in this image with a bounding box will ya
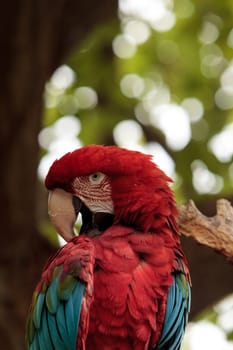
[27,271,85,350]
[37,326,50,350]
[73,281,85,327]
[70,281,85,348]
[61,281,85,350]
[47,311,66,349]
[65,290,75,339]
[56,302,70,347]
[30,334,38,350]
[171,314,185,350]
[163,276,175,323]
[164,283,183,336]
[37,307,54,350]
[168,304,185,350]
[156,273,191,350]
[32,292,46,329]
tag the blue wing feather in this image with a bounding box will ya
[26,236,94,350]
[38,308,53,350]
[160,280,183,342]
[38,313,52,350]
[56,302,70,347]
[27,273,85,350]
[65,282,85,349]
[155,273,191,350]
[47,310,65,349]
[32,292,45,329]
[30,333,39,350]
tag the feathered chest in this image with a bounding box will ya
[86,226,176,350]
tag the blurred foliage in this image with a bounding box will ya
[42,0,233,206]
[40,2,233,345]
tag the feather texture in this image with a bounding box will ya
[26,145,191,349]
[26,225,190,350]
[26,236,94,350]
[156,273,191,350]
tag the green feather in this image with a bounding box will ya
[32,292,46,329]
[46,278,59,314]
[57,274,77,300]
[25,316,35,346]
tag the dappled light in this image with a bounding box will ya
[208,123,233,162]
[4,1,233,348]
[142,86,171,111]
[38,115,82,179]
[74,87,98,109]
[120,74,145,98]
[215,88,233,110]
[112,34,137,58]
[39,0,233,205]
[113,120,175,177]
[183,320,232,350]
[183,294,233,350]
[151,10,175,32]
[215,61,233,110]
[181,98,204,123]
[134,102,151,125]
[216,295,233,334]
[113,119,144,147]
[33,1,233,349]
[150,103,191,151]
[119,0,176,32]
[199,21,220,45]
[191,160,223,194]
[50,64,76,90]
[38,138,82,180]
[122,20,151,45]
[145,142,175,177]
[199,44,225,79]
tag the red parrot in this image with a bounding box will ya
[26,145,191,350]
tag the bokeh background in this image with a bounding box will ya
[1,0,233,349]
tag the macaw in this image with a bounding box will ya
[26,145,191,350]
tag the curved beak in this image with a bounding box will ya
[48,188,79,242]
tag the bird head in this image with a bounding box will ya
[45,145,178,242]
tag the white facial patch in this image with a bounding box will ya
[72,173,114,214]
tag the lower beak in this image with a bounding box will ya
[48,188,78,242]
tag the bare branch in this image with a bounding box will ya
[178,199,233,260]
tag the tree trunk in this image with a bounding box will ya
[0,1,117,348]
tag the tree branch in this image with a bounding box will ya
[178,199,233,260]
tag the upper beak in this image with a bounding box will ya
[48,188,80,242]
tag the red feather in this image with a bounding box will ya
[34,145,191,349]
[30,224,180,349]
[45,145,177,233]
[83,224,177,349]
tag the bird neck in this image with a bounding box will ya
[80,205,115,236]
[113,190,179,235]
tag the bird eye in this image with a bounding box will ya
[89,172,105,184]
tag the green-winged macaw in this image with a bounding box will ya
[26,145,191,350]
